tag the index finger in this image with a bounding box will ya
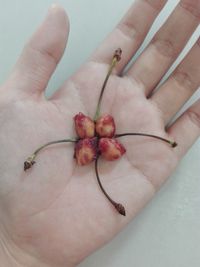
[89,0,167,73]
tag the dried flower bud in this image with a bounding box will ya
[114,203,126,216]
[95,114,116,138]
[74,112,95,138]
[75,138,98,166]
[114,48,122,61]
[24,157,35,171]
[99,138,126,161]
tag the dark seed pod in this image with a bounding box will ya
[114,203,126,216]
[24,159,35,171]
[114,48,122,61]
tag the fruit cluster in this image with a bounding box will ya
[74,112,126,165]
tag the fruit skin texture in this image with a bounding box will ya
[74,112,95,138]
[75,138,98,166]
[95,114,116,138]
[74,113,126,165]
[99,138,126,161]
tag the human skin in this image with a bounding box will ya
[0,1,199,266]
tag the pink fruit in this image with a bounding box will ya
[95,114,115,138]
[99,138,126,161]
[74,138,98,166]
[74,112,95,138]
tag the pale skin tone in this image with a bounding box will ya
[0,0,199,266]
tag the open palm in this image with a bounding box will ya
[0,2,199,267]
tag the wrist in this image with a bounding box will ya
[0,230,48,267]
[0,223,76,267]
[0,234,76,267]
[0,234,22,267]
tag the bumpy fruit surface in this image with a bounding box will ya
[95,114,115,138]
[99,138,126,161]
[74,112,126,165]
[75,138,98,166]
[74,112,95,138]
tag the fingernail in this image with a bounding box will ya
[50,3,59,9]
[46,3,60,17]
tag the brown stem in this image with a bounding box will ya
[24,138,77,171]
[95,157,126,216]
[115,133,177,147]
[93,48,122,121]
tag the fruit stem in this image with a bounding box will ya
[94,48,122,121]
[95,157,126,216]
[24,138,77,171]
[115,133,177,147]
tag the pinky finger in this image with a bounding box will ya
[167,99,200,159]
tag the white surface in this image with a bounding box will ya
[0,1,199,266]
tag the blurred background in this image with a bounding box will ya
[0,1,199,266]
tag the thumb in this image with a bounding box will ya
[8,4,69,97]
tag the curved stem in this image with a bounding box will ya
[115,133,177,147]
[95,157,126,216]
[33,139,77,155]
[93,48,122,121]
[24,138,77,171]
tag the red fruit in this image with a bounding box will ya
[99,138,126,161]
[95,114,116,138]
[74,138,98,166]
[74,112,95,138]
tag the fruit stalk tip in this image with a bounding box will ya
[114,203,126,216]
[171,141,178,148]
[24,157,35,171]
[114,48,122,61]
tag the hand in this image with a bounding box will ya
[0,2,199,267]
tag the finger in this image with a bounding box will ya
[126,0,200,96]
[8,4,69,97]
[167,99,200,159]
[89,0,167,73]
[151,38,200,125]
